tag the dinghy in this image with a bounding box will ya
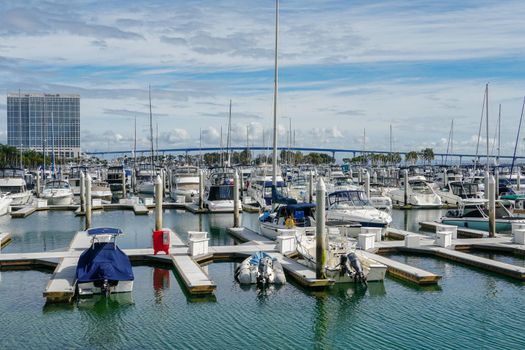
[235,251,286,285]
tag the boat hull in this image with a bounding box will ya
[440,218,521,233]
[77,281,134,296]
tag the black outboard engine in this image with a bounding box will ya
[347,252,367,285]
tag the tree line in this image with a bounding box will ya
[343,148,435,165]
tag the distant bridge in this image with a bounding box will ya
[84,146,525,162]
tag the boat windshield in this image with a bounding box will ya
[333,177,352,186]
[410,181,433,194]
[328,190,371,208]
[0,169,24,178]
[45,181,70,189]
[0,185,23,193]
[208,185,233,201]
[450,183,479,197]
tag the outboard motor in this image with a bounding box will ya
[257,256,274,285]
[347,252,367,285]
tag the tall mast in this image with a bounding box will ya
[227,99,232,166]
[199,127,202,167]
[474,90,486,171]
[149,85,154,177]
[497,104,501,165]
[156,122,159,164]
[485,83,489,173]
[133,116,137,166]
[220,125,223,166]
[389,123,392,154]
[271,0,279,188]
[510,97,525,176]
[246,125,250,165]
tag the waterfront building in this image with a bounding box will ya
[6,92,80,158]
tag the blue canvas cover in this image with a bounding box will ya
[76,242,134,283]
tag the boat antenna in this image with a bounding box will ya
[510,97,525,176]
[474,89,486,171]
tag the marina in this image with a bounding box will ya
[2,0,525,348]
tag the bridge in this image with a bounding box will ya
[84,146,525,163]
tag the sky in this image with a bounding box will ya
[1,0,525,156]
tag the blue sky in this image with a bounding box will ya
[1,0,525,155]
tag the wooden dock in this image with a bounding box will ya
[0,232,12,248]
[362,251,441,284]
[227,227,274,245]
[171,254,216,294]
[11,205,37,218]
[132,204,149,215]
[268,252,335,287]
[419,221,487,238]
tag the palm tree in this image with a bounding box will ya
[405,151,418,165]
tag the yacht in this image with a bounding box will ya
[259,202,317,239]
[170,165,200,202]
[40,179,74,205]
[247,164,287,209]
[91,180,113,202]
[135,163,157,195]
[0,168,32,206]
[326,190,392,232]
[106,165,129,195]
[386,176,442,208]
[434,181,483,207]
[204,167,241,212]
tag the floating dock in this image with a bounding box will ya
[0,232,12,248]
[10,206,37,218]
[419,221,486,238]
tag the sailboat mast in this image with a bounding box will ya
[510,97,525,176]
[149,85,154,177]
[134,116,137,166]
[271,0,279,187]
[227,99,232,166]
[497,104,501,165]
[485,83,489,173]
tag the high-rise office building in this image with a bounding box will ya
[7,92,80,158]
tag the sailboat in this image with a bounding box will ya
[137,85,157,195]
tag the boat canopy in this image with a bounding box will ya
[271,185,297,205]
[76,242,134,283]
[87,227,123,236]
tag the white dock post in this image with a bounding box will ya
[155,175,163,231]
[405,235,420,248]
[443,169,448,187]
[403,169,409,206]
[309,171,314,203]
[372,170,377,184]
[364,171,370,201]
[233,171,240,227]
[122,169,127,198]
[132,168,137,193]
[80,171,85,213]
[199,170,204,210]
[484,173,489,199]
[494,167,499,197]
[358,168,362,184]
[85,174,92,229]
[488,175,496,237]
[513,229,525,244]
[436,224,458,240]
[436,231,452,247]
[188,231,209,256]
[315,178,327,279]
[358,233,375,250]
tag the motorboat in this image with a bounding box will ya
[0,193,12,216]
[235,251,286,285]
[326,190,392,232]
[435,181,483,207]
[259,201,317,239]
[40,179,73,205]
[295,229,387,283]
[439,199,525,232]
[91,180,113,202]
[135,163,157,195]
[0,168,32,205]
[386,176,442,208]
[76,227,134,296]
[247,164,288,209]
[106,165,129,195]
[204,167,241,212]
[170,165,200,202]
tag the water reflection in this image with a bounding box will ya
[153,268,170,304]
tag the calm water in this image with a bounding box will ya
[0,209,524,349]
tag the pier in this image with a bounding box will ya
[0,232,12,248]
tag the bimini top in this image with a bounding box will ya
[87,227,123,236]
[286,203,316,211]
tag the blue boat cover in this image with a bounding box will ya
[249,251,272,265]
[87,227,123,236]
[76,242,134,283]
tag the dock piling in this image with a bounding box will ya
[315,178,326,279]
[36,171,41,197]
[122,169,127,198]
[85,173,92,229]
[403,169,408,206]
[364,170,370,200]
[233,171,240,227]
[155,175,163,231]
[488,175,496,237]
[199,170,204,210]
[518,167,521,191]
[80,171,85,213]
[309,171,314,203]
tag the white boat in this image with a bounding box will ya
[259,202,317,239]
[0,193,12,216]
[0,168,32,206]
[204,167,241,212]
[235,251,286,285]
[326,190,392,232]
[91,180,113,201]
[135,164,157,195]
[76,227,134,296]
[386,176,442,208]
[40,179,74,205]
[295,229,387,283]
[247,164,287,209]
[170,165,200,202]
[434,181,483,207]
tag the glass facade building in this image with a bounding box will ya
[7,93,80,158]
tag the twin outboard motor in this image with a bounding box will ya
[340,252,367,285]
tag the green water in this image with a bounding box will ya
[0,210,524,349]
